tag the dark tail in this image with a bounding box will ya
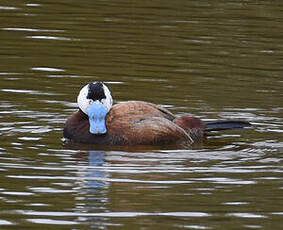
[204,120,252,132]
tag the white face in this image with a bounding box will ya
[77,82,113,115]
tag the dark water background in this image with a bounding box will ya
[0,0,282,229]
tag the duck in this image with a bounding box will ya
[63,81,251,147]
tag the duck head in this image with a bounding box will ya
[77,82,113,134]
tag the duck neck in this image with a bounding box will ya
[78,109,89,120]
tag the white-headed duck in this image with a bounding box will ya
[63,82,251,147]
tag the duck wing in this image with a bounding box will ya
[105,101,193,146]
[107,101,176,122]
[107,114,193,146]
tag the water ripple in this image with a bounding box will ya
[227,213,266,218]
[1,89,58,96]
[0,219,13,225]
[0,6,18,10]
[26,35,77,41]
[31,67,65,72]
[27,218,77,225]
[15,210,211,218]
[28,187,74,194]
[3,27,63,32]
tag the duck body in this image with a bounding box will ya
[64,100,204,147]
[63,82,251,147]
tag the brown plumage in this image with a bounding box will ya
[64,101,205,147]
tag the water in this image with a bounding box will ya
[0,0,282,229]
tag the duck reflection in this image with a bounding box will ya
[86,150,108,189]
[72,150,109,227]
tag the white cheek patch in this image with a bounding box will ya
[77,84,91,114]
[77,82,113,115]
